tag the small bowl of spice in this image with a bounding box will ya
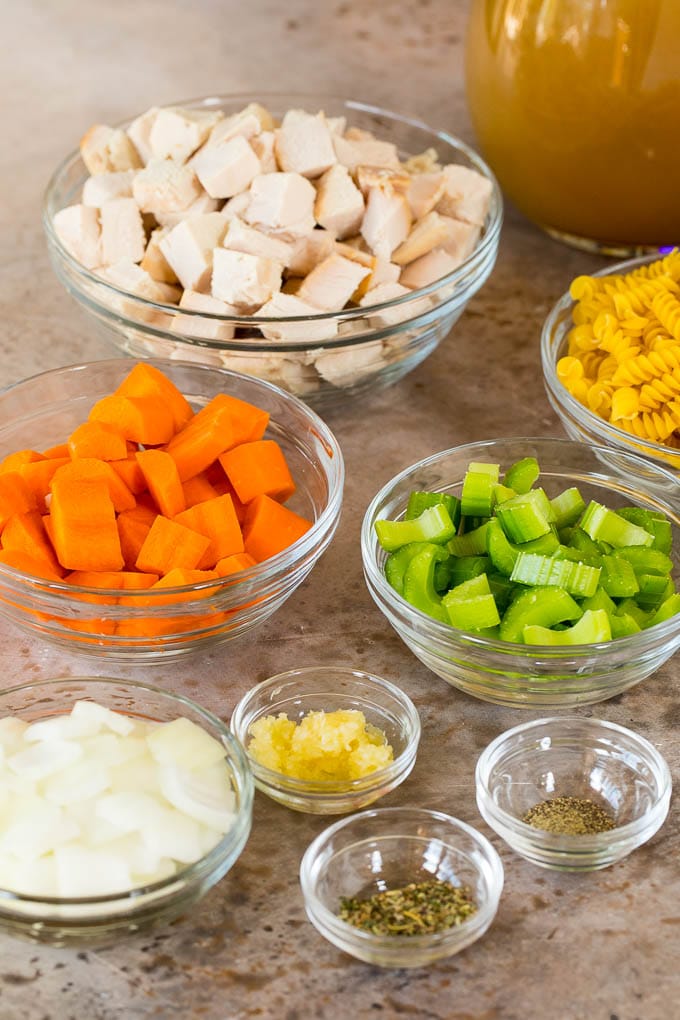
[229,666,421,814]
[299,806,504,967]
[475,716,672,872]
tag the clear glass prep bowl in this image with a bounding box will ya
[42,92,503,410]
[361,437,680,709]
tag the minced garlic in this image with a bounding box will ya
[247,709,394,782]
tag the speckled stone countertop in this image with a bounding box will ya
[1,2,678,1018]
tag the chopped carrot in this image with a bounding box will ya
[49,476,124,572]
[136,449,186,518]
[65,570,159,589]
[165,399,236,481]
[89,394,175,446]
[214,552,257,576]
[242,494,312,562]
[0,548,64,582]
[19,458,70,509]
[115,362,193,432]
[0,450,45,474]
[174,493,244,568]
[182,472,218,508]
[68,421,128,461]
[43,443,70,459]
[110,455,147,495]
[50,458,136,513]
[210,473,248,522]
[205,394,270,446]
[117,504,157,570]
[219,439,296,504]
[135,515,211,575]
[0,473,39,532]
[1,511,64,576]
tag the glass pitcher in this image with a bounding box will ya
[465,0,680,254]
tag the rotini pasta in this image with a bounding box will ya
[556,250,680,458]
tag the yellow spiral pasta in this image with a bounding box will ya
[556,250,680,460]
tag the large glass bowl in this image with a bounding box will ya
[43,92,502,410]
[541,253,680,480]
[361,437,680,709]
[0,358,343,660]
[0,676,253,947]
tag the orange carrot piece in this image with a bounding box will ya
[2,510,64,576]
[205,394,270,446]
[65,570,159,589]
[210,473,248,522]
[0,548,63,582]
[174,493,244,568]
[182,472,218,509]
[19,458,70,509]
[165,401,236,481]
[89,394,175,446]
[110,456,147,495]
[115,363,194,432]
[0,450,45,473]
[214,552,257,576]
[0,472,39,531]
[43,443,70,459]
[50,459,136,513]
[49,476,124,572]
[117,504,157,570]
[68,420,128,461]
[219,439,296,505]
[242,494,312,562]
[135,515,211,575]
[136,449,186,518]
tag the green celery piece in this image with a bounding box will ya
[612,546,673,577]
[598,555,640,598]
[617,507,672,554]
[648,592,680,626]
[402,546,449,623]
[460,514,491,533]
[444,573,492,601]
[610,612,642,638]
[615,598,652,628]
[443,593,501,631]
[487,571,516,612]
[487,518,559,577]
[550,486,586,529]
[499,586,583,643]
[635,574,674,610]
[448,555,491,587]
[384,542,436,595]
[433,560,453,593]
[522,609,612,646]
[553,543,602,568]
[580,586,617,616]
[567,527,602,558]
[375,504,456,552]
[493,483,517,505]
[448,522,490,557]
[461,463,500,518]
[503,456,540,494]
[496,490,552,543]
[405,490,461,529]
[580,500,654,548]
[510,551,601,598]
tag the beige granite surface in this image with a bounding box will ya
[0,1,678,1018]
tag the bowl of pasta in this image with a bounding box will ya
[541,251,680,483]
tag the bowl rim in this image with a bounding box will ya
[230,665,421,794]
[42,91,503,339]
[0,356,345,604]
[299,805,504,947]
[0,675,254,908]
[474,714,672,848]
[540,251,680,471]
[361,434,680,653]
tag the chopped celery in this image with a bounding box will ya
[566,527,603,559]
[503,456,539,494]
[580,586,617,616]
[487,518,559,577]
[493,483,517,505]
[487,571,516,612]
[442,574,500,631]
[499,586,582,643]
[405,490,461,529]
[617,507,672,553]
[461,463,500,517]
[402,546,449,622]
[648,592,680,626]
[612,546,673,577]
[375,503,456,552]
[635,574,674,610]
[522,609,612,646]
[599,555,639,598]
[447,555,491,586]
[448,522,490,557]
[581,501,654,548]
[550,486,586,529]
[510,552,600,598]
[495,490,553,543]
[384,542,435,595]
[609,612,642,638]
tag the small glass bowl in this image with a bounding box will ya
[541,253,680,480]
[229,666,420,814]
[0,358,343,660]
[361,436,680,709]
[475,716,672,872]
[43,92,502,410]
[0,677,253,947]
[299,806,504,967]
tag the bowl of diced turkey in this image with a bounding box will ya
[44,95,502,405]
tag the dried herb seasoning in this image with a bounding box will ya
[522,795,616,835]
[338,879,477,936]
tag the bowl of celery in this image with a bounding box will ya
[361,437,680,709]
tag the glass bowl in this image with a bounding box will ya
[0,676,253,946]
[0,358,343,660]
[42,92,502,410]
[229,666,420,814]
[299,806,503,967]
[361,437,680,709]
[475,716,672,872]
[541,253,680,480]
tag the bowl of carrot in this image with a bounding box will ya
[0,358,344,659]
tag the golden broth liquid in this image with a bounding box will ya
[465,0,680,250]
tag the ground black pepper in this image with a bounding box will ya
[522,795,616,834]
